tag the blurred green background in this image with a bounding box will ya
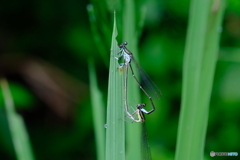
[0,0,239,160]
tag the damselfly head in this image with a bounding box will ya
[137,103,146,109]
[119,42,128,48]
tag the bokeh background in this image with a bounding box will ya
[0,0,240,160]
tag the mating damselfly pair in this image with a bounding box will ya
[115,42,161,123]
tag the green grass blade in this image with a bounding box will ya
[175,0,226,159]
[122,1,141,160]
[1,78,35,160]
[88,58,105,160]
[105,12,125,160]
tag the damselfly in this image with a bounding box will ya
[126,103,151,123]
[115,42,161,122]
[126,103,152,160]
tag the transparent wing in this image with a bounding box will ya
[141,122,152,160]
[131,57,162,100]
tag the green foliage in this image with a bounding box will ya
[0,82,35,109]
[122,1,142,160]
[88,58,105,160]
[105,13,125,160]
[1,78,35,160]
[0,0,239,160]
[175,0,226,159]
